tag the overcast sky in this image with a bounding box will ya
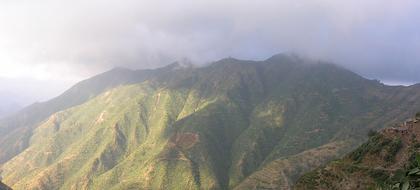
[1,0,420,104]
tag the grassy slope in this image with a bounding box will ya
[231,60,420,189]
[0,68,157,164]
[1,54,420,189]
[295,119,420,190]
[233,140,352,190]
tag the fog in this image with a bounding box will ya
[1,0,420,104]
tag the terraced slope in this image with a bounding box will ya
[1,54,420,189]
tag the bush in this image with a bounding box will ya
[385,138,402,162]
[369,169,389,183]
[350,135,388,162]
[296,170,320,189]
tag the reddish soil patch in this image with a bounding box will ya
[168,132,200,150]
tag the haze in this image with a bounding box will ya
[1,0,420,106]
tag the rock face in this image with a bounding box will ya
[295,115,420,190]
[1,54,420,189]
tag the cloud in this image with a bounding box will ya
[0,0,419,86]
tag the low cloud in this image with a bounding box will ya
[1,0,419,87]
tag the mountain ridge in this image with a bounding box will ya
[0,54,420,189]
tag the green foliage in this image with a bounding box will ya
[385,138,403,162]
[350,134,390,163]
[295,170,320,189]
[390,153,420,190]
[296,133,420,190]
[369,169,390,183]
[2,54,420,189]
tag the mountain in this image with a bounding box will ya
[0,54,420,189]
[295,114,420,190]
[0,67,164,163]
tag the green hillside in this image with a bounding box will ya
[295,115,420,190]
[1,54,420,189]
[0,65,179,164]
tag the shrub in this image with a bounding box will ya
[350,135,388,162]
[296,170,320,189]
[385,138,402,162]
[369,169,389,183]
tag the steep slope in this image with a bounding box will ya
[230,59,420,189]
[1,54,420,189]
[295,115,420,190]
[0,66,171,163]
[233,140,352,190]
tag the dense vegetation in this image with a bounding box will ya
[1,54,420,189]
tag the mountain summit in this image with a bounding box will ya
[0,54,420,189]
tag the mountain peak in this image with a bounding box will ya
[164,60,195,70]
[265,52,304,63]
[2,54,420,190]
